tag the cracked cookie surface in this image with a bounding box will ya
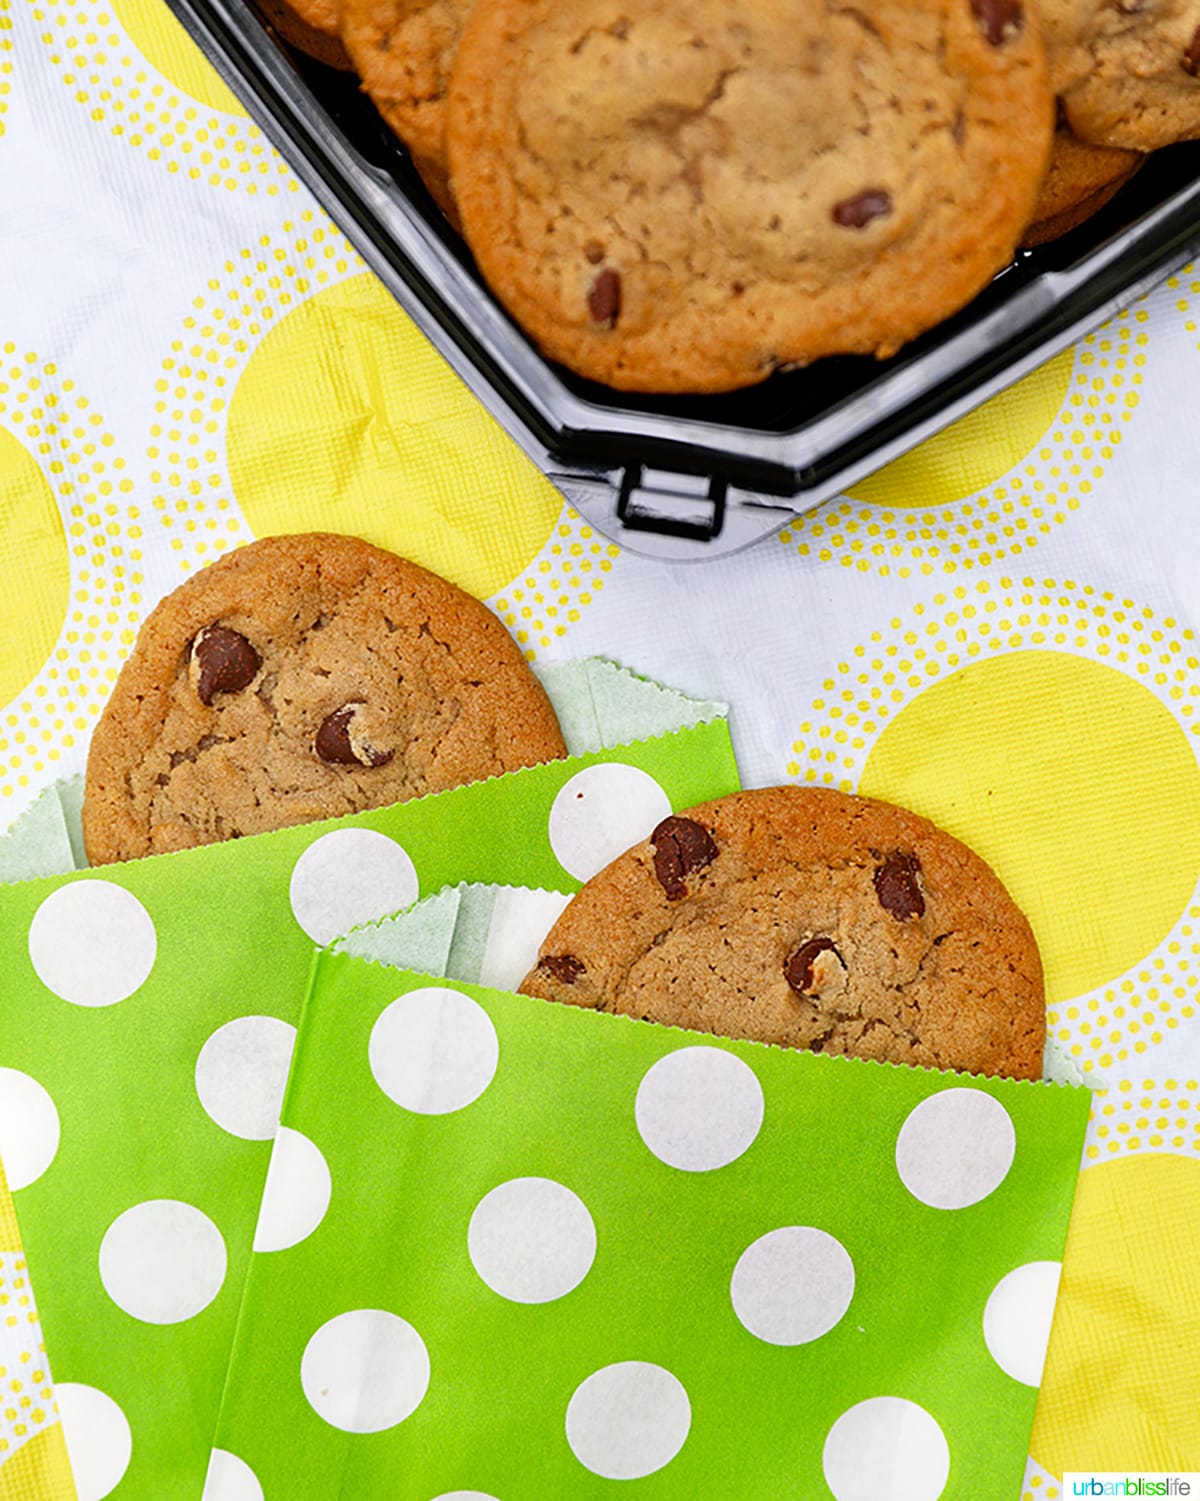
[82,532,566,863]
[519,786,1045,1080]
[1034,0,1200,149]
[445,0,1054,393]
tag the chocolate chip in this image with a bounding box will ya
[538,954,586,985]
[873,852,925,921]
[784,937,844,997]
[314,704,394,768]
[651,815,718,900]
[970,0,1023,45]
[832,190,893,229]
[1184,23,1200,75]
[588,268,621,326]
[191,626,260,706]
[314,707,358,764]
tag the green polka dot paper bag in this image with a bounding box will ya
[208,940,1090,1501]
[3,0,1200,1485]
[0,696,738,1501]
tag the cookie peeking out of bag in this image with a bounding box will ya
[521,786,1045,1081]
[82,532,566,863]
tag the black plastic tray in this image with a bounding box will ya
[163,0,1200,557]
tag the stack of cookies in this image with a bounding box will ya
[260,0,1200,394]
[1021,1,1200,243]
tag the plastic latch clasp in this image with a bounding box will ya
[616,467,727,542]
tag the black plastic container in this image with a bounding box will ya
[162,0,1200,558]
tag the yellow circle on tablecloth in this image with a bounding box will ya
[1032,1153,1200,1474]
[859,650,1200,1006]
[848,348,1075,508]
[0,1421,75,1498]
[108,0,244,114]
[0,427,68,708]
[226,274,563,600]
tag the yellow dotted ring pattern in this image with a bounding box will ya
[1052,904,1200,1077]
[1022,1455,1063,1501]
[0,1255,57,1465]
[1164,259,1200,346]
[492,519,620,660]
[778,310,1147,577]
[0,0,13,138]
[147,226,616,644]
[787,578,1200,1074]
[29,0,298,194]
[1087,1075,1200,1163]
[0,350,144,807]
[146,213,365,572]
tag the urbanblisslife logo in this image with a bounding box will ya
[1065,1478,1198,1496]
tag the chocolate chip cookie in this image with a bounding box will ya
[445,0,1054,393]
[1035,0,1200,150]
[1021,120,1142,246]
[520,787,1045,1080]
[338,0,473,215]
[253,0,355,71]
[82,533,566,863]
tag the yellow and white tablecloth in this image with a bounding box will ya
[1,0,1199,1494]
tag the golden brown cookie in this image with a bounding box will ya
[445,0,1054,394]
[1020,122,1143,246]
[254,0,355,70]
[520,787,1046,1081]
[1035,0,1200,149]
[83,533,566,864]
[338,0,473,214]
